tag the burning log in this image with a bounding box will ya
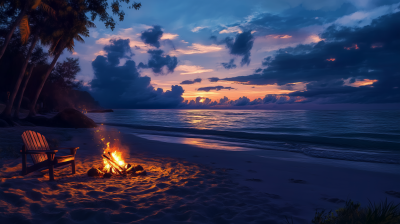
[126,165,134,173]
[87,140,147,178]
[102,154,123,175]
[103,173,112,178]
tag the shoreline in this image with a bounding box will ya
[0,126,399,223]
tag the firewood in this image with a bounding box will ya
[102,154,123,175]
[133,165,144,171]
[103,173,112,178]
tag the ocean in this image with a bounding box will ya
[86,109,400,165]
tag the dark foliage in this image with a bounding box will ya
[312,199,400,224]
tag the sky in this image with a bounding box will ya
[62,0,400,109]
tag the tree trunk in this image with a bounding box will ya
[0,30,40,119]
[13,65,35,119]
[29,42,65,117]
[0,1,29,60]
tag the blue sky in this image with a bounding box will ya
[62,0,400,109]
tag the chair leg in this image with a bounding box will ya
[71,160,76,174]
[21,145,27,175]
[47,153,55,181]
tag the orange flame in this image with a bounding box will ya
[102,141,126,174]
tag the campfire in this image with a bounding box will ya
[87,139,146,178]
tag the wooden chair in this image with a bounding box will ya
[21,130,79,181]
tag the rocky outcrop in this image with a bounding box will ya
[25,108,97,128]
[52,108,97,128]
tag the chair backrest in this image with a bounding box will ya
[21,130,50,164]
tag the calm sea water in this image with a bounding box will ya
[87,110,400,164]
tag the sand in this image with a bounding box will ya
[0,126,399,224]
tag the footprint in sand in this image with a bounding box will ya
[289,179,307,184]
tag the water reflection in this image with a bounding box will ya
[87,109,400,149]
[134,134,254,151]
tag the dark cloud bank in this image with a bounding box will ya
[140,25,163,48]
[90,39,183,109]
[138,49,178,75]
[90,11,400,109]
[138,26,178,75]
[221,59,237,69]
[180,78,201,85]
[213,31,254,67]
[197,86,234,92]
[218,10,400,106]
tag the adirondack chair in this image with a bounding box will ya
[21,130,79,181]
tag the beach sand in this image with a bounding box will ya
[0,126,399,223]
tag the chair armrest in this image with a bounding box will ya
[51,147,78,156]
[52,147,79,150]
[21,150,58,154]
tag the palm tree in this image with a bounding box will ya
[0,27,40,119]
[13,46,48,118]
[0,0,140,60]
[28,0,141,116]
[0,10,51,119]
[29,5,94,116]
[0,0,54,60]
[13,64,34,119]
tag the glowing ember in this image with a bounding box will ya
[326,58,336,61]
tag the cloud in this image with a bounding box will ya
[241,3,357,34]
[140,25,163,48]
[174,43,223,55]
[222,31,254,66]
[222,11,400,103]
[197,86,235,92]
[268,34,292,39]
[139,50,178,75]
[160,33,179,40]
[175,65,213,75]
[208,77,220,82]
[90,38,184,108]
[219,26,243,34]
[221,59,237,69]
[180,93,302,108]
[191,26,208,32]
[103,39,133,65]
[180,78,202,85]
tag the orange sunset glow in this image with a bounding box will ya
[348,79,378,87]
[344,44,359,50]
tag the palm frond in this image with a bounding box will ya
[87,21,96,28]
[40,2,56,18]
[75,35,84,43]
[31,0,41,9]
[19,15,30,44]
